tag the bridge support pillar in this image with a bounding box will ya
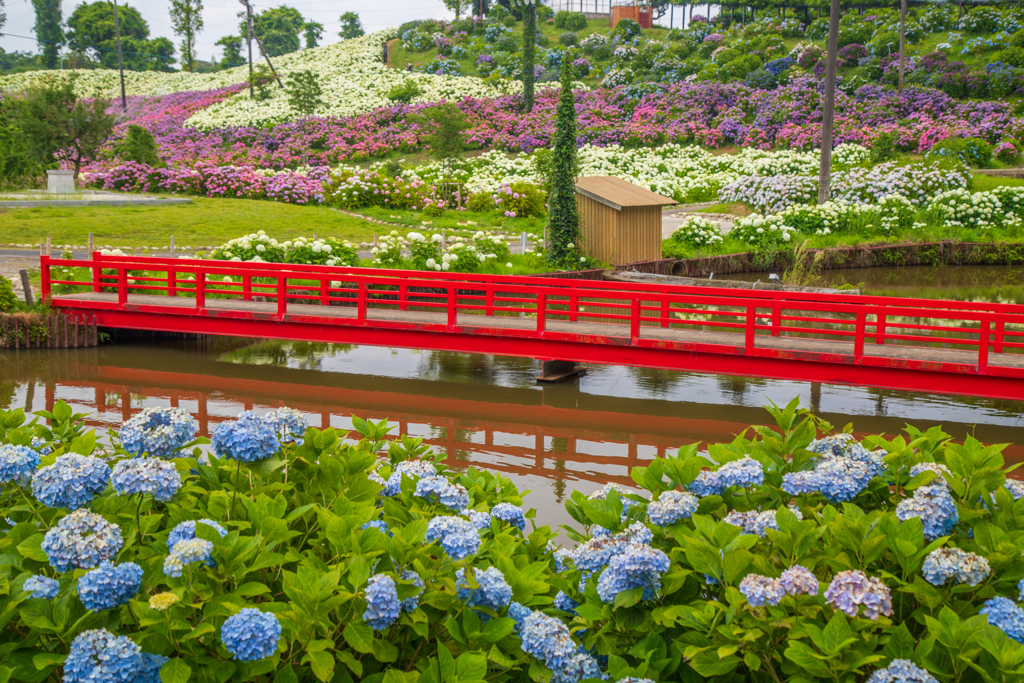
[536,360,586,383]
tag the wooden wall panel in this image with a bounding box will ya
[577,195,662,266]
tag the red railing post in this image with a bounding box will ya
[660,298,669,329]
[399,282,408,312]
[117,268,128,307]
[537,293,547,335]
[486,287,494,317]
[745,305,756,352]
[630,298,641,344]
[569,288,579,323]
[854,312,865,363]
[876,310,886,345]
[195,272,206,311]
[978,319,990,372]
[277,277,287,319]
[357,280,367,322]
[447,285,457,331]
[91,251,102,293]
[994,320,1005,354]
[321,279,329,307]
[40,256,51,304]
[771,304,781,337]
[168,270,177,297]
[242,275,252,302]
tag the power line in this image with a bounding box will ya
[0,31,252,66]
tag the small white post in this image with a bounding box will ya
[46,236,51,256]
[521,231,528,253]
[170,235,175,255]
[88,232,94,253]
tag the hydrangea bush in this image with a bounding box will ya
[2,398,1024,683]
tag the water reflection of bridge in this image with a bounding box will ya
[6,347,1024,490]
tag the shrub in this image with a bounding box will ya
[553,11,586,31]
[995,141,1020,164]
[796,45,822,69]
[611,18,641,41]
[837,43,867,65]
[667,215,724,251]
[559,31,578,46]
[1000,47,1024,68]
[492,182,547,218]
[744,68,778,90]
[930,137,995,168]
[870,131,899,164]
[0,276,17,312]
[286,69,324,116]
[960,6,1002,34]
[720,54,762,81]
[114,125,159,166]
[386,81,423,103]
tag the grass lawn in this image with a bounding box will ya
[0,198,381,249]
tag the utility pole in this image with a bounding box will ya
[898,0,907,92]
[112,0,127,111]
[817,0,840,205]
[239,0,254,98]
[239,0,284,90]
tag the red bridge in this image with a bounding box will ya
[41,253,1024,400]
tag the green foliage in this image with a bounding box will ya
[520,1,537,112]
[386,81,423,103]
[65,1,176,71]
[414,103,468,182]
[286,69,324,116]
[0,276,18,312]
[870,131,899,164]
[611,18,641,42]
[932,137,995,168]
[247,6,306,57]
[303,21,323,49]
[546,60,582,268]
[339,11,364,40]
[31,0,63,69]
[169,0,205,72]
[553,11,586,31]
[216,35,243,69]
[114,125,160,166]
[249,64,276,102]
[559,31,578,47]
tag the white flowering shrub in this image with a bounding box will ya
[209,232,358,267]
[731,213,797,249]
[667,216,724,250]
[928,189,1004,230]
[877,194,919,233]
[371,231,406,267]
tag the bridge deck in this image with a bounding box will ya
[53,292,1024,371]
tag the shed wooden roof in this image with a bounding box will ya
[574,176,675,211]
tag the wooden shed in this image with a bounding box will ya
[575,176,675,266]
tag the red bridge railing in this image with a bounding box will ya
[40,254,1024,397]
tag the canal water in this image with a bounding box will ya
[3,338,1023,531]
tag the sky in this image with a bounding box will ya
[0,0,458,67]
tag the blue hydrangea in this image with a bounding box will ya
[587,483,641,516]
[647,490,698,526]
[220,608,282,661]
[30,436,52,456]
[723,510,761,535]
[64,629,142,683]
[896,485,959,540]
[363,574,401,630]
[519,611,576,670]
[400,570,424,612]
[553,547,574,572]
[808,434,885,472]
[163,538,214,577]
[551,652,604,683]
[1019,577,1024,602]
[689,470,724,497]
[111,458,181,502]
[983,597,1024,642]
[23,574,59,599]
[573,525,650,574]
[739,574,785,607]
[212,411,280,462]
[133,653,170,683]
[824,570,893,620]
[32,454,111,509]
[119,407,196,458]
[752,506,804,537]
[554,591,579,613]
[362,519,391,535]
[166,519,227,550]
[779,565,819,596]
[492,502,527,530]
[456,567,513,613]
[426,516,480,559]
[866,659,939,683]
[909,462,951,486]
[466,510,491,530]
[508,601,532,630]
[1005,481,1024,500]
[717,457,764,488]
[922,547,990,586]
[42,510,123,572]
[783,456,878,503]
[78,561,143,611]
[596,544,671,603]
[261,407,307,444]
[383,460,437,496]
[415,475,470,511]
[0,444,40,485]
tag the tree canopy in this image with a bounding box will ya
[65,1,175,71]
[339,12,364,40]
[242,6,306,57]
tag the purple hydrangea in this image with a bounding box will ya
[824,570,893,620]
[739,574,785,607]
[779,565,819,596]
[922,547,990,586]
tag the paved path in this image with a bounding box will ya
[662,205,736,239]
[0,190,191,208]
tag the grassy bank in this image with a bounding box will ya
[0,198,381,249]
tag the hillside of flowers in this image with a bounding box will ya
[3,398,1024,683]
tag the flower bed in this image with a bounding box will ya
[2,399,1024,683]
